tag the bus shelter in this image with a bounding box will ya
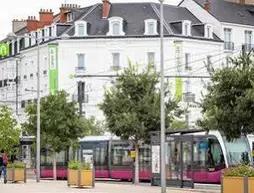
[151,130,225,188]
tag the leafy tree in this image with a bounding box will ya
[24,91,87,180]
[100,64,181,183]
[199,51,254,140]
[170,119,187,130]
[80,116,106,136]
[0,106,20,154]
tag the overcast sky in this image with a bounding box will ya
[0,0,180,39]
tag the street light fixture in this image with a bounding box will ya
[158,1,166,193]
[7,32,41,183]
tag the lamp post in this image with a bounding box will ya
[7,33,41,182]
[158,1,166,193]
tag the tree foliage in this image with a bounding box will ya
[79,116,106,136]
[199,52,254,140]
[100,64,181,142]
[0,106,20,154]
[24,91,86,153]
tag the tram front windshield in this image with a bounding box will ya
[223,136,251,166]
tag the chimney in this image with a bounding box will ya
[204,0,211,12]
[12,19,27,33]
[39,9,54,27]
[26,16,39,32]
[102,0,111,19]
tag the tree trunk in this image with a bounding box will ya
[134,143,139,184]
[53,151,57,180]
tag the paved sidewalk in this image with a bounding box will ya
[0,180,220,193]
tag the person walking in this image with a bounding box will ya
[0,150,8,184]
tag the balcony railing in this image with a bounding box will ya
[243,44,254,52]
[75,66,86,74]
[224,42,234,51]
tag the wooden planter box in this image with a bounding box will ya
[67,169,94,188]
[7,168,26,183]
[222,176,254,193]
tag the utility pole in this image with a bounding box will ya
[36,39,41,183]
[159,1,166,193]
[78,81,85,116]
[16,59,19,116]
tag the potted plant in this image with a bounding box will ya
[67,160,94,188]
[7,161,26,183]
[222,165,254,193]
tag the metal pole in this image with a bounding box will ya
[16,59,19,115]
[36,39,41,183]
[159,1,166,193]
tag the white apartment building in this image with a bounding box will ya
[0,1,224,128]
[179,0,254,56]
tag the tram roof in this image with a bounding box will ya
[165,129,206,135]
[79,135,120,142]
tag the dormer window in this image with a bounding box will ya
[67,13,74,22]
[205,24,213,39]
[75,21,88,36]
[144,19,158,35]
[182,20,191,36]
[107,17,125,36]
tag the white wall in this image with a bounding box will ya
[0,36,222,127]
[58,37,222,125]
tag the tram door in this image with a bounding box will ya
[167,135,194,188]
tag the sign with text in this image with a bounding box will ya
[48,44,58,95]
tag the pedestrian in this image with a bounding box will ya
[0,150,8,184]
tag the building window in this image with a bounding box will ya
[107,17,125,36]
[112,22,120,35]
[207,55,212,72]
[144,19,158,35]
[185,53,191,71]
[78,24,85,36]
[77,54,85,70]
[224,28,232,42]
[244,30,252,51]
[183,21,191,36]
[23,75,27,80]
[75,21,87,36]
[21,101,26,108]
[205,24,213,38]
[224,28,234,50]
[147,52,155,65]
[67,13,74,22]
[112,53,120,69]
[49,27,52,37]
[30,73,34,79]
[43,70,47,76]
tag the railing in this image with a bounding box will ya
[224,42,234,51]
[75,66,86,73]
[242,44,254,52]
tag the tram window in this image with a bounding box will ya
[94,145,107,166]
[223,136,250,166]
[139,146,151,169]
[111,144,132,166]
[193,140,207,170]
[207,138,225,169]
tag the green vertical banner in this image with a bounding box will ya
[0,43,9,57]
[175,77,183,101]
[174,41,183,101]
[48,44,58,95]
